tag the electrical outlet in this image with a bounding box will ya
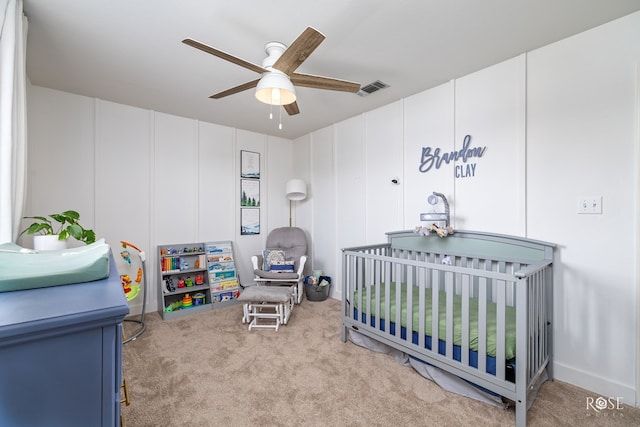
[577,196,602,214]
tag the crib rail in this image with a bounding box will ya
[341,239,553,407]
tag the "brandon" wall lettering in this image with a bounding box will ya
[419,135,486,178]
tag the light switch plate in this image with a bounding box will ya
[577,196,602,214]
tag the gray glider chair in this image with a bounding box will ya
[251,227,308,304]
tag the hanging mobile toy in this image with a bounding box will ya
[120,250,132,265]
[117,241,148,343]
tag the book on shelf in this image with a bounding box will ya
[205,243,233,254]
[211,278,239,292]
[210,270,236,281]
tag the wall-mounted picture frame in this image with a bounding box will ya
[241,150,260,179]
[241,179,260,207]
[241,208,260,235]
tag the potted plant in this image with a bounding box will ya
[20,210,96,250]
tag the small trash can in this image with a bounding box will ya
[304,275,331,302]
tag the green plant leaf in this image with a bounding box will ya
[67,223,83,240]
[61,210,80,220]
[24,215,50,222]
[83,229,96,245]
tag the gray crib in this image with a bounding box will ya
[341,230,555,427]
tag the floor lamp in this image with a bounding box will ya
[285,179,307,227]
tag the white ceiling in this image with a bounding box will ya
[23,0,640,139]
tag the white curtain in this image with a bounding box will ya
[0,0,28,243]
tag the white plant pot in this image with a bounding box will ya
[34,235,68,251]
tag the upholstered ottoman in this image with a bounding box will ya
[238,285,295,331]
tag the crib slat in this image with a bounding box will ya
[354,255,361,326]
[384,259,391,337]
[365,256,372,328]
[445,270,454,358]
[461,272,470,367]
[394,264,402,339]
[477,263,488,373]
[418,267,426,349]
[431,270,439,352]
[496,278,506,380]
[406,265,414,340]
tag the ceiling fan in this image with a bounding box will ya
[182,27,361,116]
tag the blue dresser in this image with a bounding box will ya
[0,254,129,426]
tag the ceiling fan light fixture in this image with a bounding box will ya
[255,71,296,106]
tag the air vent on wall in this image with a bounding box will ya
[357,80,390,97]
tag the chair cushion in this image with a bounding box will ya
[254,269,299,280]
[265,227,307,261]
[238,285,293,303]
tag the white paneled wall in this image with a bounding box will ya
[24,87,96,247]
[265,135,294,231]
[198,122,235,241]
[526,12,640,402]
[292,134,312,276]
[309,126,336,283]
[364,101,404,243]
[334,115,366,299]
[453,55,526,235]
[153,113,199,244]
[403,82,454,229]
[95,100,152,314]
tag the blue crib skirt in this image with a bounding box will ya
[354,309,515,383]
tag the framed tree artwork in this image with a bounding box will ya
[241,179,260,207]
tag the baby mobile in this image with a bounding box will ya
[115,240,148,343]
[118,241,144,301]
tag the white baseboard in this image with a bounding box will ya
[553,361,638,408]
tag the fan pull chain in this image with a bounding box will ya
[269,103,273,120]
[279,106,283,130]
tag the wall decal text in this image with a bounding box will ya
[419,135,486,178]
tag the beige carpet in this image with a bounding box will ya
[121,297,639,426]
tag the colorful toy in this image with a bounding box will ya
[182,293,193,308]
[185,276,194,287]
[178,277,185,288]
[193,293,205,306]
[120,250,131,265]
[121,274,132,294]
[180,258,189,270]
[165,299,182,312]
[195,274,204,285]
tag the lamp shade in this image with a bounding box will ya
[285,179,307,201]
[255,71,297,106]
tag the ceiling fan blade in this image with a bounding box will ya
[209,79,261,99]
[273,27,325,75]
[284,102,300,116]
[182,38,267,74]
[291,73,360,93]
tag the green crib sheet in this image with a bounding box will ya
[353,283,516,359]
[0,239,110,292]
